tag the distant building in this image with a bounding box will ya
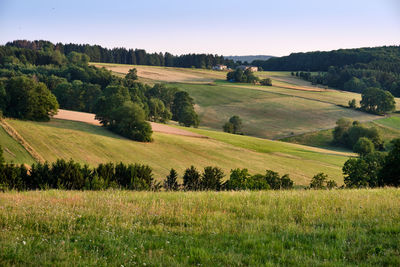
[212,64,228,71]
[237,65,258,72]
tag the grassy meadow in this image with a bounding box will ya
[2,119,352,185]
[95,63,394,140]
[1,189,399,266]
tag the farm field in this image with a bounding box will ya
[2,118,352,185]
[1,189,399,266]
[96,63,398,140]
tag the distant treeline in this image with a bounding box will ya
[251,46,400,97]
[6,40,235,69]
[0,45,199,141]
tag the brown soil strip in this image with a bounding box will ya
[0,119,44,163]
[54,109,206,138]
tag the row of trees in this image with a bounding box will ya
[257,46,400,97]
[0,146,295,191]
[291,67,400,98]
[165,167,294,191]
[5,40,236,69]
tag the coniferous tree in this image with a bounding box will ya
[183,166,200,191]
[164,168,179,191]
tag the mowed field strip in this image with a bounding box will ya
[95,63,397,139]
[4,118,353,185]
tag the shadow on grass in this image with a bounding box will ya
[41,119,128,140]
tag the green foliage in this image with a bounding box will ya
[172,91,199,127]
[67,51,89,65]
[348,98,357,108]
[222,122,234,133]
[326,179,338,189]
[343,152,386,188]
[0,159,156,191]
[125,68,138,80]
[223,168,251,190]
[252,46,400,98]
[226,68,259,84]
[223,115,242,134]
[353,137,375,156]
[148,98,171,123]
[200,166,224,191]
[183,166,200,191]
[360,87,396,114]
[309,173,337,190]
[223,168,293,191]
[260,78,272,86]
[310,173,328,189]
[380,139,400,187]
[108,102,153,142]
[164,168,179,191]
[3,76,58,121]
[333,118,383,150]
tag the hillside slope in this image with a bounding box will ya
[95,63,388,139]
[4,118,352,185]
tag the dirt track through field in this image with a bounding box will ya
[53,109,205,138]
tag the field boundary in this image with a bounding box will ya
[0,118,43,163]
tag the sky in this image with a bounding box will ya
[0,0,399,56]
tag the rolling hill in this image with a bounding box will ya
[1,117,352,185]
[94,63,397,140]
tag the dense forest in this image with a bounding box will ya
[5,40,235,69]
[252,46,400,97]
[0,44,199,141]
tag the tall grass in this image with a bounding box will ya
[0,189,399,266]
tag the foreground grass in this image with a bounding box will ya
[5,118,351,184]
[0,189,399,266]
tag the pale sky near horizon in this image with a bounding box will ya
[0,0,399,56]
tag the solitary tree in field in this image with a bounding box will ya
[223,115,242,134]
[360,87,396,114]
[164,168,179,191]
